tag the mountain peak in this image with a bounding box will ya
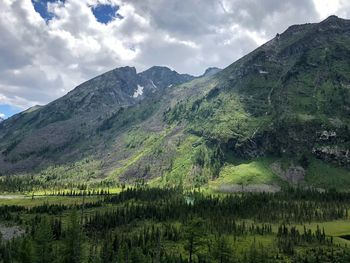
[280,15,348,39]
[139,65,195,89]
[201,67,222,77]
[145,65,173,72]
[323,15,341,22]
[319,15,347,26]
[112,66,137,75]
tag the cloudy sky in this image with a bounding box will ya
[0,0,349,118]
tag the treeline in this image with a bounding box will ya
[1,187,350,262]
[0,175,124,194]
[1,187,350,224]
[0,201,103,219]
[98,187,350,224]
[277,224,331,255]
[0,206,25,221]
[0,176,42,193]
[2,212,349,262]
[53,189,110,196]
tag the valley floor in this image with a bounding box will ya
[1,187,350,262]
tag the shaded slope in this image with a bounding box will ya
[0,66,195,174]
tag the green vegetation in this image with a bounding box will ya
[210,158,281,189]
[2,16,350,262]
[304,158,350,190]
[1,187,350,262]
[37,158,103,185]
[159,135,199,187]
[0,195,101,208]
[3,153,350,195]
[159,135,223,188]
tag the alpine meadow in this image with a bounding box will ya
[1,1,350,262]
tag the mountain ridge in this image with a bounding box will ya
[1,16,350,191]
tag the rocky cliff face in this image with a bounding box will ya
[139,66,194,89]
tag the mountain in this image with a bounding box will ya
[0,66,195,175]
[201,67,222,77]
[0,117,4,123]
[1,16,350,191]
[139,66,194,88]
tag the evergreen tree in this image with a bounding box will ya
[34,217,54,263]
[18,237,35,263]
[184,219,206,263]
[62,211,84,263]
[212,236,234,263]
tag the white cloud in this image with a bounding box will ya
[0,113,5,119]
[0,0,348,111]
[313,0,341,18]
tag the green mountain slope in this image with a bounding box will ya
[163,15,350,190]
[1,16,350,191]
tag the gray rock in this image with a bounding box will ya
[312,146,350,166]
[0,224,25,240]
[270,162,305,184]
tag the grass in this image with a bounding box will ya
[0,195,101,208]
[304,158,350,190]
[209,158,281,190]
[208,156,350,192]
[229,234,276,252]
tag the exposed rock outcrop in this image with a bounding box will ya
[270,162,305,184]
[312,146,350,167]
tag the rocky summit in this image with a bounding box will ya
[1,16,350,191]
[200,67,222,77]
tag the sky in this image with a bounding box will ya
[0,0,350,118]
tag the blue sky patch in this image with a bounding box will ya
[91,4,123,24]
[31,0,64,22]
[32,1,122,24]
[0,104,22,119]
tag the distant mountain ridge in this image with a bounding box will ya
[56,65,196,113]
[0,65,196,173]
